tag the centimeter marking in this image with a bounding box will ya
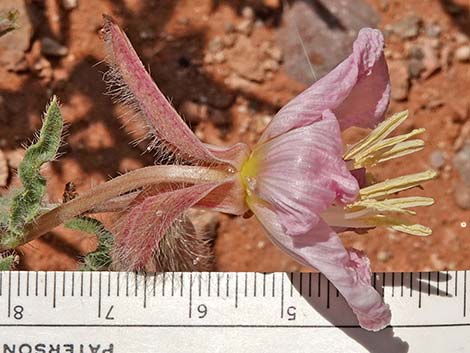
[0,271,468,328]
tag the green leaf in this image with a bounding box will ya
[1,96,63,248]
[66,217,114,271]
[0,254,17,270]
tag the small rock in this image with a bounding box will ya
[41,37,68,57]
[390,15,421,39]
[0,149,8,187]
[236,18,254,36]
[224,22,235,33]
[139,29,156,40]
[455,45,470,62]
[408,59,424,78]
[408,45,424,60]
[222,33,236,48]
[0,0,33,69]
[228,36,266,82]
[453,143,470,184]
[207,36,223,53]
[278,0,379,84]
[241,6,255,20]
[377,250,392,262]
[389,60,410,101]
[421,41,441,78]
[454,182,470,209]
[61,0,78,10]
[425,23,442,38]
[429,150,446,169]
[213,51,225,64]
[257,240,266,249]
[179,100,208,124]
[262,59,280,72]
[5,148,24,170]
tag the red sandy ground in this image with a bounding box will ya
[0,0,469,272]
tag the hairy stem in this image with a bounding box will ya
[13,165,229,248]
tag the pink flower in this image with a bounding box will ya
[102,18,435,331]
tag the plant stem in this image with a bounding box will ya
[17,165,229,247]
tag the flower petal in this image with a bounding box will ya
[260,28,389,143]
[102,16,249,168]
[249,200,391,331]
[248,110,358,236]
[113,182,221,270]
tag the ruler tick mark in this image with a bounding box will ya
[226,273,230,298]
[427,272,431,296]
[207,272,211,297]
[308,273,312,297]
[272,273,276,297]
[134,272,138,297]
[53,272,57,308]
[62,272,66,297]
[262,273,266,297]
[152,273,156,297]
[35,272,38,296]
[317,273,321,297]
[280,274,284,319]
[299,273,303,296]
[253,273,257,297]
[80,272,84,297]
[455,271,458,296]
[197,273,202,297]
[189,273,193,319]
[72,272,75,297]
[17,271,21,297]
[445,271,449,297]
[125,272,129,297]
[171,272,175,297]
[116,272,120,297]
[144,273,147,308]
[410,273,413,297]
[44,272,48,297]
[327,280,330,309]
[89,272,93,297]
[464,271,467,317]
[180,273,184,297]
[244,273,248,297]
[26,272,30,297]
[107,272,111,297]
[418,272,422,308]
[98,272,102,318]
[235,273,239,308]
[162,273,166,297]
[400,273,404,297]
[289,273,294,297]
[7,271,11,318]
[392,272,395,297]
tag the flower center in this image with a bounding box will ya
[240,152,260,199]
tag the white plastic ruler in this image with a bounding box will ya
[0,271,469,353]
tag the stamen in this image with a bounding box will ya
[344,111,408,161]
[359,170,437,200]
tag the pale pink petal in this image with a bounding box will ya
[250,110,358,236]
[260,28,389,143]
[102,16,249,168]
[250,201,391,331]
[113,182,221,270]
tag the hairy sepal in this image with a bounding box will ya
[112,182,221,271]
